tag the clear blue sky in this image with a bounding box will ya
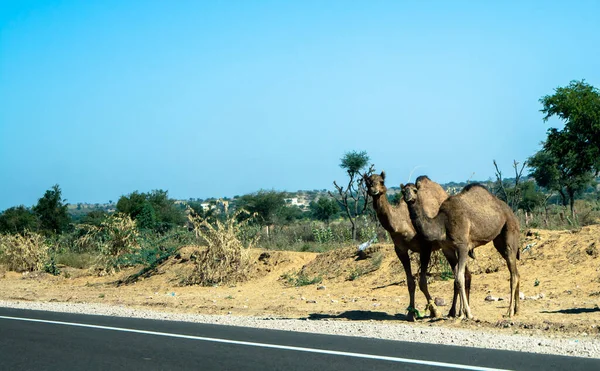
[1,0,599,211]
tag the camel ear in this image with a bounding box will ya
[380,171,386,180]
[399,183,404,190]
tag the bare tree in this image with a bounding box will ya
[329,151,374,241]
[493,159,527,212]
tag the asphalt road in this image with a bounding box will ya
[0,307,597,371]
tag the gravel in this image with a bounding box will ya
[1,300,599,359]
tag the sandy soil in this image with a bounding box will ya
[1,225,599,340]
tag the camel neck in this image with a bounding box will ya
[406,199,443,241]
[372,193,414,237]
[372,194,394,232]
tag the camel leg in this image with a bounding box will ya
[454,243,473,320]
[394,245,417,322]
[417,244,440,318]
[493,229,520,317]
[442,248,471,318]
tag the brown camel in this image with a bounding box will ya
[363,171,472,321]
[402,177,521,319]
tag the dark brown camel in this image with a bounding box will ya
[363,171,471,320]
[402,177,521,319]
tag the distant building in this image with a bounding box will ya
[285,197,310,211]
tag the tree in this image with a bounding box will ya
[518,181,547,213]
[136,202,157,230]
[33,184,70,235]
[528,147,593,219]
[309,197,340,224]
[534,80,600,220]
[277,204,304,224]
[146,189,186,232]
[116,191,147,219]
[81,210,108,227]
[492,160,526,212]
[0,206,39,234]
[116,190,185,233]
[540,80,600,173]
[330,150,374,240]
[237,190,287,233]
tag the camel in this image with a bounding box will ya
[402,177,521,319]
[363,171,472,321]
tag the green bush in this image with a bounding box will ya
[282,271,322,286]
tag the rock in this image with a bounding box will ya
[519,292,525,300]
[317,285,326,290]
[306,300,317,304]
[330,300,338,303]
[372,303,381,307]
[485,295,498,302]
[434,297,447,306]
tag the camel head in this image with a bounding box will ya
[363,171,387,197]
[401,183,418,204]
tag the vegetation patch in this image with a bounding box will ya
[0,231,49,272]
[281,271,323,286]
[75,213,140,274]
[183,209,259,286]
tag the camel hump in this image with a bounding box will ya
[462,183,489,193]
[415,175,431,187]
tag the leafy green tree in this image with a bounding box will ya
[330,150,374,240]
[533,80,600,219]
[528,147,593,218]
[81,210,108,227]
[518,181,546,213]
[116,190,185,233]
[277,204,304,224]
[116,191,147,219]
[237,190,286,227]
[309,197,340,224]
[137,202,157,230]
[33,184,70,235]
[0,206,39,234]
[540,80,600,173]
[146,190,186,232]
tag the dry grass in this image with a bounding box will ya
[183,209,259,286]
[75,213,140,274]
[0,231,48,272]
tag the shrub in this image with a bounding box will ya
[0,231,49,272]
[183,209,259,286]
[282,271,323,286]
[75,213,140,274]
[55,252,96,269]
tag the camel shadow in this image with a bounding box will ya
[540,307,600,315]
[305,310,409,321]
[372,281,405,290]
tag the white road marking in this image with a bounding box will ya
[0,315,512,371]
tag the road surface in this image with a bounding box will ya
[0,307,597,370]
